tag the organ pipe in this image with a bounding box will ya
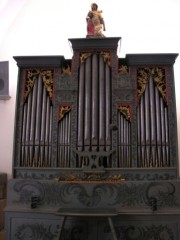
[137,67,169,168]
[91,54,98,147]
[20,70,53,167]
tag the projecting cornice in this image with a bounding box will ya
[126,53,179,65]
[13,56,65,68]
[69,37,121,51]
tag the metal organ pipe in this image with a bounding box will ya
[40,85,47,167]
[155,87,162,166]
[164,107,169,166]
[99,55,105,149]
[25,90,32,166]
[105,64,111,149]
[78,63,85,149]
[137,71,170,168]
[77,53,112,167]
[149,77,156,167]
[160,97,166,166]
[84,57,91,148]
[34,75,43,166]
[91,54,98,148]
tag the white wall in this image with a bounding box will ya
[0,0,180,178]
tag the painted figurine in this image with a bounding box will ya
[86,3,106,38]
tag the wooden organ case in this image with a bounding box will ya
[5,38,180,240]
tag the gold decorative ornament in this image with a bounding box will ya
[119,65,129,73]
[24,69,54,103]
[100,51,111,66]
[117,105,131,122]
[40,69,54,103]
[58,104,72,121]
[24,69,39,101]
[80,53,92,63]
[137,67,166,103]
[55,172,125,183]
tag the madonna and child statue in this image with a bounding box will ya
[86,3,106,38]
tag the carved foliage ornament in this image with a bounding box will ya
[80,51,111,66]
[24,69,54,103]
[58,104,72,121]
[118,65,129,73]
[117,104,131,122]
[137,67,167,104]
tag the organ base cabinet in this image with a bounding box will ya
[5,38,180,239]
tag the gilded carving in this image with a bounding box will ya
[80,51,111,66]
[153,67,167,103]
[24,69,54,103]
[24,69,39,101]
[58,104,72,121]
[40,69,54,103]
[80,53,92,63]
[137,67,166,103]
[100,51,111,66]
[55,173,124,183]
[117,104,131,122]
[118,65,129,73]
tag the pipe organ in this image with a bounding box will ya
[5,38,180,240]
